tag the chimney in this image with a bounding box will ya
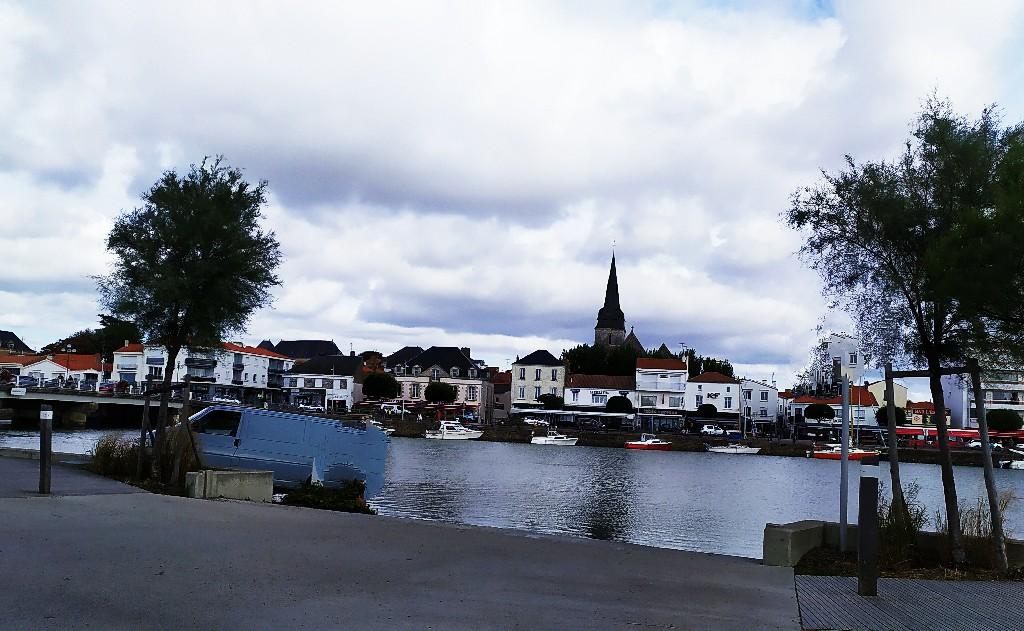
[124,339,129,348]
[461,347,471,358]
[350,350,355,357]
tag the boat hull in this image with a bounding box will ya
[425,430,483,440]
[707,446,761,454]
[625,442,671,451]
[811,450,877,461]
[531,437,578,446]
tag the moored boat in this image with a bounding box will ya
[531,430,578,446]
[706,443,760,455]
[808,443,879,460]
[424,420,483,440]
[625,434,671,451]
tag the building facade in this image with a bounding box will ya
[511,350,565,408]
[791,384,879,427]
[942,370,1024,429]
[810,333,864,393]
[740,378,779,428]
[686,371,742,418]
[390,346,494,422]
[283,354,364,413]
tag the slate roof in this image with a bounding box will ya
[406,346,478,373]
[385,346,425,367]
[514,350,562,367]
[0,330,34,354]
[689,371,741,384]
[288,355,364,378]
[636,358,687,371]
[223,342,290,359]
[595,255,625,330]
[566,374,635,390]
[270,340,341,360]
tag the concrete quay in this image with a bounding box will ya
[0,457,800,631]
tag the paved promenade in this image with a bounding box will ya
[0,457,800,630]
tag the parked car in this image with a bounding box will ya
[967,439,1001,450]
[97,381,116,393]
[522,417,548,427]
[580,418,605,431]
[189,405,389,496]
[700,424,726,436]
[42,378,64,388]
[17,376,40,387]
[212,396,241,404]
[298,403,325,412]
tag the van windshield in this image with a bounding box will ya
[197,409,242,436]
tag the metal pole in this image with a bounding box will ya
[39,404,53,494]
[858,455,879,596]
[840,374,850,552]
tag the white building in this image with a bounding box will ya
[511,350,565,408]
[564,373,635,409]
[686,371,742,418]
[740,378,779,428]
[0,353,107,384]
[810,333,864,392]
[390,346,494,422]
[283,354,364,413]
[112,342,294,403]
[942,370,1024,429]
[633,358,688,431]
[791,384,879,427]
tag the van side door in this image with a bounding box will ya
[234,413,312,487]
[192,408,243,468]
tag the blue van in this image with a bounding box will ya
[190,406,389,497]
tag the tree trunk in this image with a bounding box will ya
[884,363,909,527]
[968,358,1009,573]
[928,363,966,566]
[154,344,180,483]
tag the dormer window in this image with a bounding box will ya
[413,366,421,376]
[395,366,404,375]
[451,367,460,377]
[431,368,440,380]
[468,368,476,378]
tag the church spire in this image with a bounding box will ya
[595,254,625,334]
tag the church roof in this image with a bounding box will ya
[595,255,625,331]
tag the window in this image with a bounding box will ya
[518,386,525,399]
[304,378,315,388]
[413,366,421,376]
[640,395,657,407]
[535,368,542,381]
[196,409,241,436]
[468,368,476,378]
[695,395,703,406]
[431,368,440,380]
[451,367,459,377]
[669,396,682,407]
[760,408,768,417]
[287,378,297,388]
[760,391,769,401]
[571,390,579,402]
[550,387,557,396]
[395,366,404,376]
[849,353,858,364]
[534,386,542,399]
[592,392,608,405]
[148,366,163,379]
[244,372,248,381]
[743,389,752,400]
[467,385,478,401]
[724,396,732,409]
[410,383,421,398]
[551,369,558,380]
[518,368,526,380]
[339,378,347,389]
[726,386,731,392]
[697,385,702,391]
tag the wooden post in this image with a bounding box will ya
[884,363,907,522]
[968,358,1009,573]
[39,404,53,494]
[858,455,880,596]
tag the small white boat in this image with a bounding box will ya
[368,419,395,436]
[807,443,880,460]
[424,420,483,440]
[531,430,578,446]
[706,443,761,455]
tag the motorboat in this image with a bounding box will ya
[808,443,880,460]
[706,443,761,455]
[625,434,671,451]
[368,419,395,436]
[424,420,483,440]
[531,430,578,446]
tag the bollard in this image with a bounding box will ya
[858,455,879,596]
[39,404,53,495]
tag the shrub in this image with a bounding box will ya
[803,403,836,420]
[987,409,1023,432]
[424,382,457,404]
[282,480,376,514]
[934,489,1016,568]
[875,406,906,426]
[878,481,928,563]
[605,395,633,413]
[537,393,563,410]
[89,434,141,479]
[696,403,717,417]
[362,372,400,399]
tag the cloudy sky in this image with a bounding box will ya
[2,0,1023,391]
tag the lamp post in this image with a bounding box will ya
[63,344,75,382]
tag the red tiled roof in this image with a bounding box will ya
[689,371,740,384]
[779,389,795,399]
[567,374,635,390]
[793,385,878,406]
[0,354,44,366]
[51,353,105,372]
[491,370,512,385]
[115,343,144,353]
[222,342,290,359]
[636,358,687,371]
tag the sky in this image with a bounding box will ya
[2,0,1023,396]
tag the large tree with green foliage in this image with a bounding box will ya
[362,372,400,399]
[684,349,734,378]
[425,382,457,404]
[97,157,281,476]
[786,97,1024,566]
[987,409,1023,432]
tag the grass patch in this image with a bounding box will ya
[87,433,140,479]
[281,480,376,515]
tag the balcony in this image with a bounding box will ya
[185,357,217,368]
[145,357,165,366]
[268,366,285,375]
[116,363,138,371]
[231,379,244,385]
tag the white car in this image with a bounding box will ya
[212,396,241,404]
[967,440,1001,450]
[700,424,726,436]
[298,403,325,412]
[522,417,548,427]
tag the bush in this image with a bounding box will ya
[696,403,717,417]
[282,480,376,514]
[804,403,836,420]
[424,382,457,404]
[874,406,907,426]
[362,372,399,399]
[89,434,141,479]
[987,409,1023,432]
[605,395,633,413]
[878,481,928,563]
[934,489,1016,569]
[537,393,563,410]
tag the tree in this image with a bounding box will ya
[605,395,633,413]
[987,409,1023,432]
[424,382,457,404]
[786,97,1024,565]
[537,393,564,410]
[803,403,836,420]
[696,403,718,417]
[97,157,281,479]
[684,348,734,378]
[41,315,142,361]
[362,372,399,399]
[563,343,655,376]
[875,406,906,426]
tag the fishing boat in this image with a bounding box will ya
[706,443,760,455]
[530,430,578,446]
[424,420,483,440]
[808,443,879,460]
[625,434,671,451]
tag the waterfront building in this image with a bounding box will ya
[866,378,908,410]
[0,353,107,383]
[490,369,512,423]
[390,346,494,422]
[740,378,779,431]
[0,330,34,354]
[112,342,294,404]
[778,389,795,423]
[790,384,879,427]
[283,354,364,413]
[686,371,742,420]
[942,370,1024,429]
[634,357,688,431]
[511,350,565,408]
[258,339,341,362]
[808,333,863,394]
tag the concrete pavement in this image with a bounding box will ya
[0,458,800,630]
[0,453,143,498]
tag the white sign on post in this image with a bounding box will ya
[10,387,27,396]
[40,410,54,421]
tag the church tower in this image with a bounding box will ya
[594,255,626,347]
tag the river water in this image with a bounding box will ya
[4,429,1022,558]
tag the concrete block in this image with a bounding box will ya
[763,520,824,566]
[187,469,272,503]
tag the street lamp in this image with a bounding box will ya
[63,344,75,381]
